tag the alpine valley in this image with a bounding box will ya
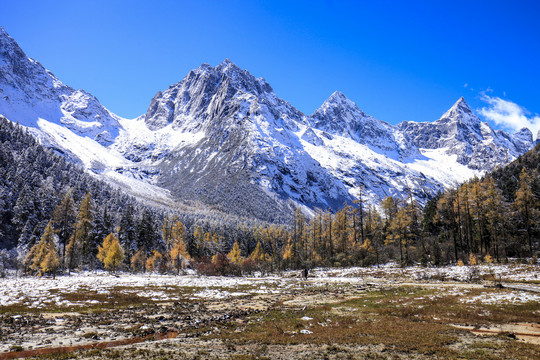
[0,26,535,223]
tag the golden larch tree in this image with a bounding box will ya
[97,233,124,273]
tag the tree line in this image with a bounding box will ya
[2,116,539,276]
[22,165,539,277]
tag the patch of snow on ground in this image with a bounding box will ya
[461,291,540,305]
[1,264,538,309]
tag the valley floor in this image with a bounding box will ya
[0,264,539,359]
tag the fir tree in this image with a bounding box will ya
[118,204,137,262]
[137,209,159,254]
[514,169,539,255]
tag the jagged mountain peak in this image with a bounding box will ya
[399,97,535,170]
[438,96,478,126]
[144,60,301,132]
[215,58,240,71]
[326,90,353,103]
[313,91,366,120]
[311,91,367,129]
[0,26,57,87]
[0,25,535,222]
[189,59,271,93]
[0,25,11,39]
[311,91,384,135]
[310,92,417,156]
[318,91,359,109]
[0,26,120,144]
[194,59,242,75]
[512,127,534,145]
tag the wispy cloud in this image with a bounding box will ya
[479,94,540,139]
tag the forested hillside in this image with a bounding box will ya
[1,115,538,276]
[0,116,283,274]
[0,116,162,265]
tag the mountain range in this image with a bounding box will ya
[0,26,535,222]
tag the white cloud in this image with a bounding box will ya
[479,94,540,140]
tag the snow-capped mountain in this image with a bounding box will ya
[310,91,418,159]
[399,97,533,170]
[0,27,121,145]
[115,59,352,221]
[0,26,535,222]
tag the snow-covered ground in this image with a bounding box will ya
[309,263,540,282]
[1,264,538,310]
[0,271,299,309]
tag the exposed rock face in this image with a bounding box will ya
[0,26,535,222]
[0,26,121,145]
[399,97,533,170]
[310,91,418,158]
[137,60,351,221]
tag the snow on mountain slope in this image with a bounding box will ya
[0,26,120,145]
[310,91,419,160]
[131,60,352,221]
[29,117,173,205]
[399,97,534,170]
[0,26,535,222]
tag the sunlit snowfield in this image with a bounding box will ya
[1,263,539,359]
[2,264,539,309]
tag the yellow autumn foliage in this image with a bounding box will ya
[97,233,124,273]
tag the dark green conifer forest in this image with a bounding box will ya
[1,116,538,276]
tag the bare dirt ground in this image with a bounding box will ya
[0,264,539,359]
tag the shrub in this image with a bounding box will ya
[196,254,239,276]
[469,253,477,266]
[241,258,258,275]
[130,250,146,273]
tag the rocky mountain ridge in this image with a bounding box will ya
[0,26,534,222]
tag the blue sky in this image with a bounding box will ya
[1,0,539,135]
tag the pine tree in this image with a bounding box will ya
[193,226,204,258]
[130,250,146,273]
[436,190,460,262]
[137,209,158,254]
[353,188,365,245]
[41,244,60,278]
[387,206,413,266]
[146,250,164,273]
[282,237,294,268]
[93,207,113,253]
[250,241,269,263]
[482,177,506,261]
[118,204,137,263]
[365,205,383,266]
[332,207,349,263]
[293,208,306,268]
[321,212,334,266]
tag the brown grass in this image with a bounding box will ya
[216,285,540,359]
